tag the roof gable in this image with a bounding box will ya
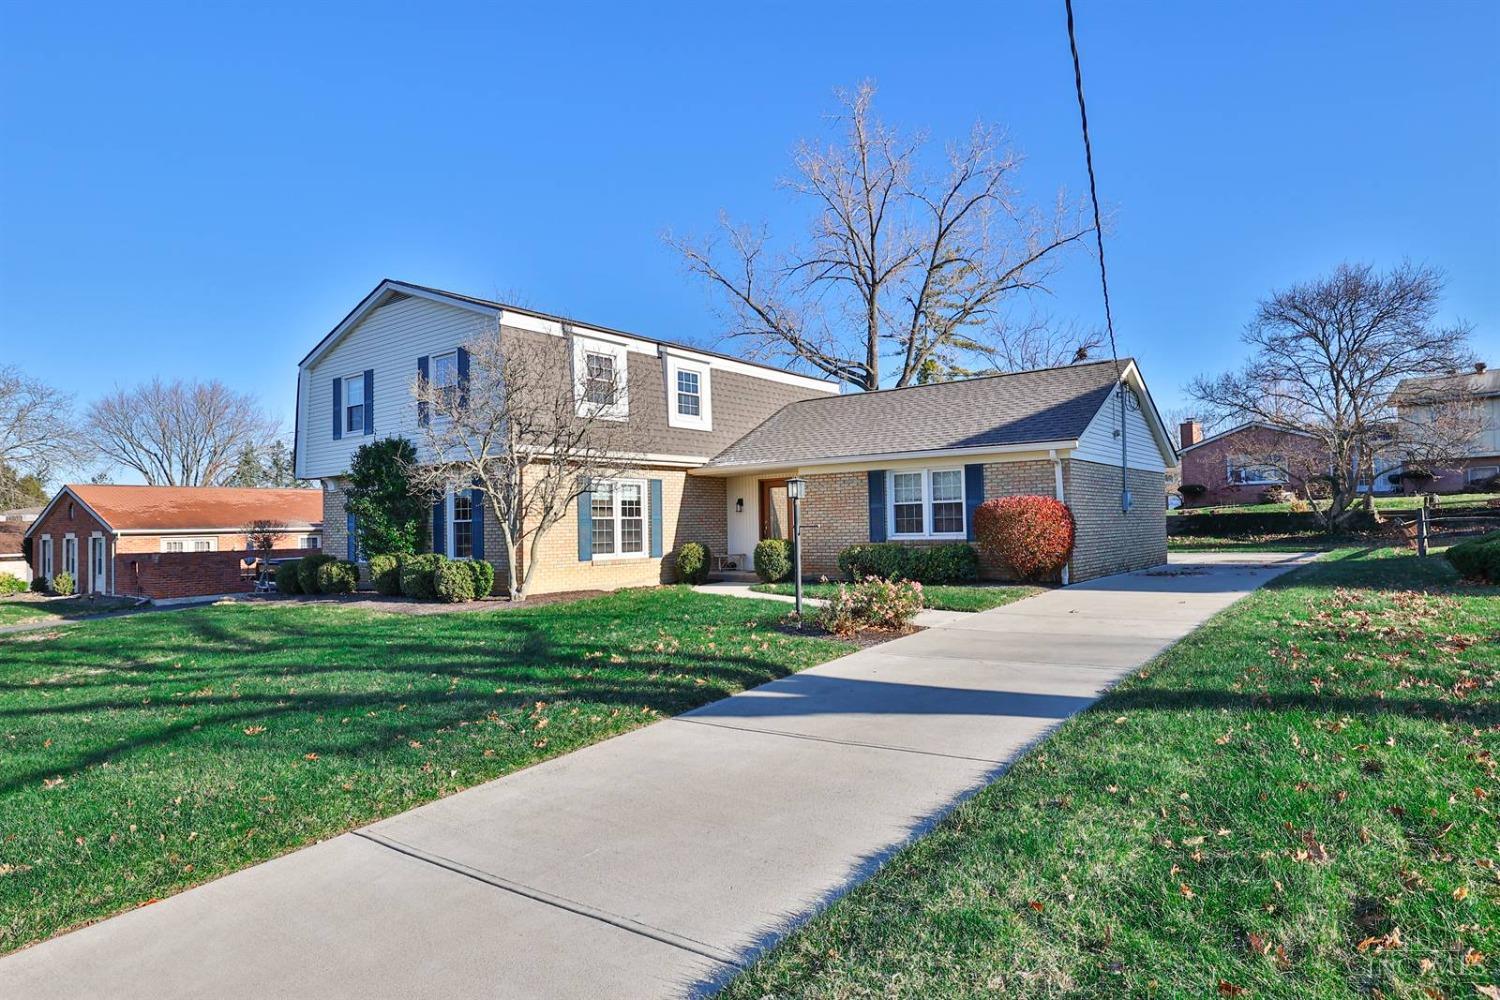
[1179,421,1319,454]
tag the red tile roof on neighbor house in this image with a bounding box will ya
[56,485,323,533]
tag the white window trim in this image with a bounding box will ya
[303,535,321,549]
[63,533,77,576]
[89,533,107,593]
[444,488,476,561]
[573,336,629,421]
[887,468,967,540]
[40,536,53,578]
[161,536,218,553]
[590,478,649,561]
[665,353,712,431]
[1225,455,1287,486]
[344,371,368,436]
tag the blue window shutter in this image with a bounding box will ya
[346,512,356,561]
[332,377,342,440]
[867,470,887,542]
[432,496,446,556]
[469,488,485,561]
[577,490,593,562]
[648,479,664,558]
[416,356,430,426]
[363,369,374,435]
[964,463,985,541]
[457,347,470,409]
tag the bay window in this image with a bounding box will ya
[888,468,966,539]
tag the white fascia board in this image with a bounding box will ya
[1118,360,1179,467]
[300,281,500,371]
[691,440,1080,477]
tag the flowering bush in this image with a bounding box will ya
[816,576,924,636]
[973,495,1074,581]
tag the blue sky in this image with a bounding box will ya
[2,0,1496,465]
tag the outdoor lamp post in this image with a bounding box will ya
[786,477,807,618]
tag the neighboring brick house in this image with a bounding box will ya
[1177,421,1327,507]
[1390,364,1500,493]
[295,280,1176,591]
[23,485,322,600]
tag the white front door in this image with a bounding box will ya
[90,537,106,593]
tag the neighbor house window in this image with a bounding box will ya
[1226,455,1286,485]
[889,468,966,538]
[452,492,473,559]
[432,351,459,404]
[590,480,646,558]
[344,373,366,433]
[303,535,321,549]
[676,370,701,416]
[1468,466,1500,484]
[162,537,216,553]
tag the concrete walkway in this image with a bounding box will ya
[0,551,1317,999]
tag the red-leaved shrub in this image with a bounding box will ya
[973,495,1075,581]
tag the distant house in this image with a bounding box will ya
[295,279,1177,588]
[23,486,322,600]
[1177,420,1328,507]
[0,506,41,583]
[1390,363,1500,492]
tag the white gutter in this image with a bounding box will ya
[1050,448,1071,586]
[695,440,1081,477]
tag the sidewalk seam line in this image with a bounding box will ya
[351,829,743,969]
[671,717,1009,764]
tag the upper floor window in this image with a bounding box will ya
[433,351,459,401]
[584,353,617,405]
[591,479,646,559]
[664,353,712,431]
[573,336,629,420]
[889,468,965,539]
[344,372,366,433]
[1226,454,1286,485]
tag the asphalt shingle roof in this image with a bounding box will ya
[59,486,323,532]
[705,358,1132,468]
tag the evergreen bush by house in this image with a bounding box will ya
[50,570,75,597]
[316,560,360,594]
[434,559,477,603]
[836,542,978,584]
[368,553,403,596]
[675,542,711,584]
[0,574,27,595]
[973,495,1075,581]
[297,553,337,594]
[30,576,48,593]
[400,553,444,600]
[464,559,495,599]
[274,561,302,595]
[754,538,792,582]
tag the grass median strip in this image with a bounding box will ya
[750,581,1044,613]
[0,587,849,953]
[724,548,1499,999]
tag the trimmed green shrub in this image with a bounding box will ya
[400,553,444,600]
[297,553,337,594]
[1179,484,1207,501]
[30,576,49,593]
[274,561,302,595]
[836,542,979,584]
[50,571,75,597]
[434,559,476,603]
[1445,532,1500,582]
[369,553,402,596]
[0,574,27,595]
[817,577,925,636]
[316,559,359,594]
[974,495,1074,581]
[465,559,496,599]
[1167,508,1382,538]
[675,542,711,585]
[754,538,792,582]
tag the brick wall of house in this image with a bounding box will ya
[1065,460,1167,581]
[1179,426,1326,506]
[25,494,111,591]
[979,459,1062,581]
[798,472,869,577]
[115,548,319,601]
[1398,456,1500,495]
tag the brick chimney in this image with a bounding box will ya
[1180,419,1203,449]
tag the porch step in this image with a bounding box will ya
[710,570,761,584]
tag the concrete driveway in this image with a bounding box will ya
[0,551,1316,999]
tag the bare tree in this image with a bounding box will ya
[0,365,87,507]
[1189,262,1475,529]
[242,519,288,557]
[409,326,651,601]
[87,378,278,486]
[667,82,1094,391]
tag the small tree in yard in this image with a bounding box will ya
[345,437,427,557]
[242,519,287,557]
[974,495,1074,581]
[410,326,650,601]
[1190,262,1477,530]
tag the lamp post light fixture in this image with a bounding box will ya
[785,477,807,619]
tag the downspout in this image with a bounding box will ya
[1050,449,1071,586]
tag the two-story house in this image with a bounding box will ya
[1391,363,1500,492]
[294,280,1177,592]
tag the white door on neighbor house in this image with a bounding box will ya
[90,537,106,593]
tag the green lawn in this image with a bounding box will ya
[1171,493,1500,516]
[0,588,850,954]
[750,581,1043,613]
[0,595,138,627]
[1168,534,1344,552]
[724,548,1499,999]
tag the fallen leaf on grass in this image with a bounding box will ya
[1027,900,1044,912]
[243,726,265,736]
[1217,981,1245,997]
[1454,886,1470,901]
